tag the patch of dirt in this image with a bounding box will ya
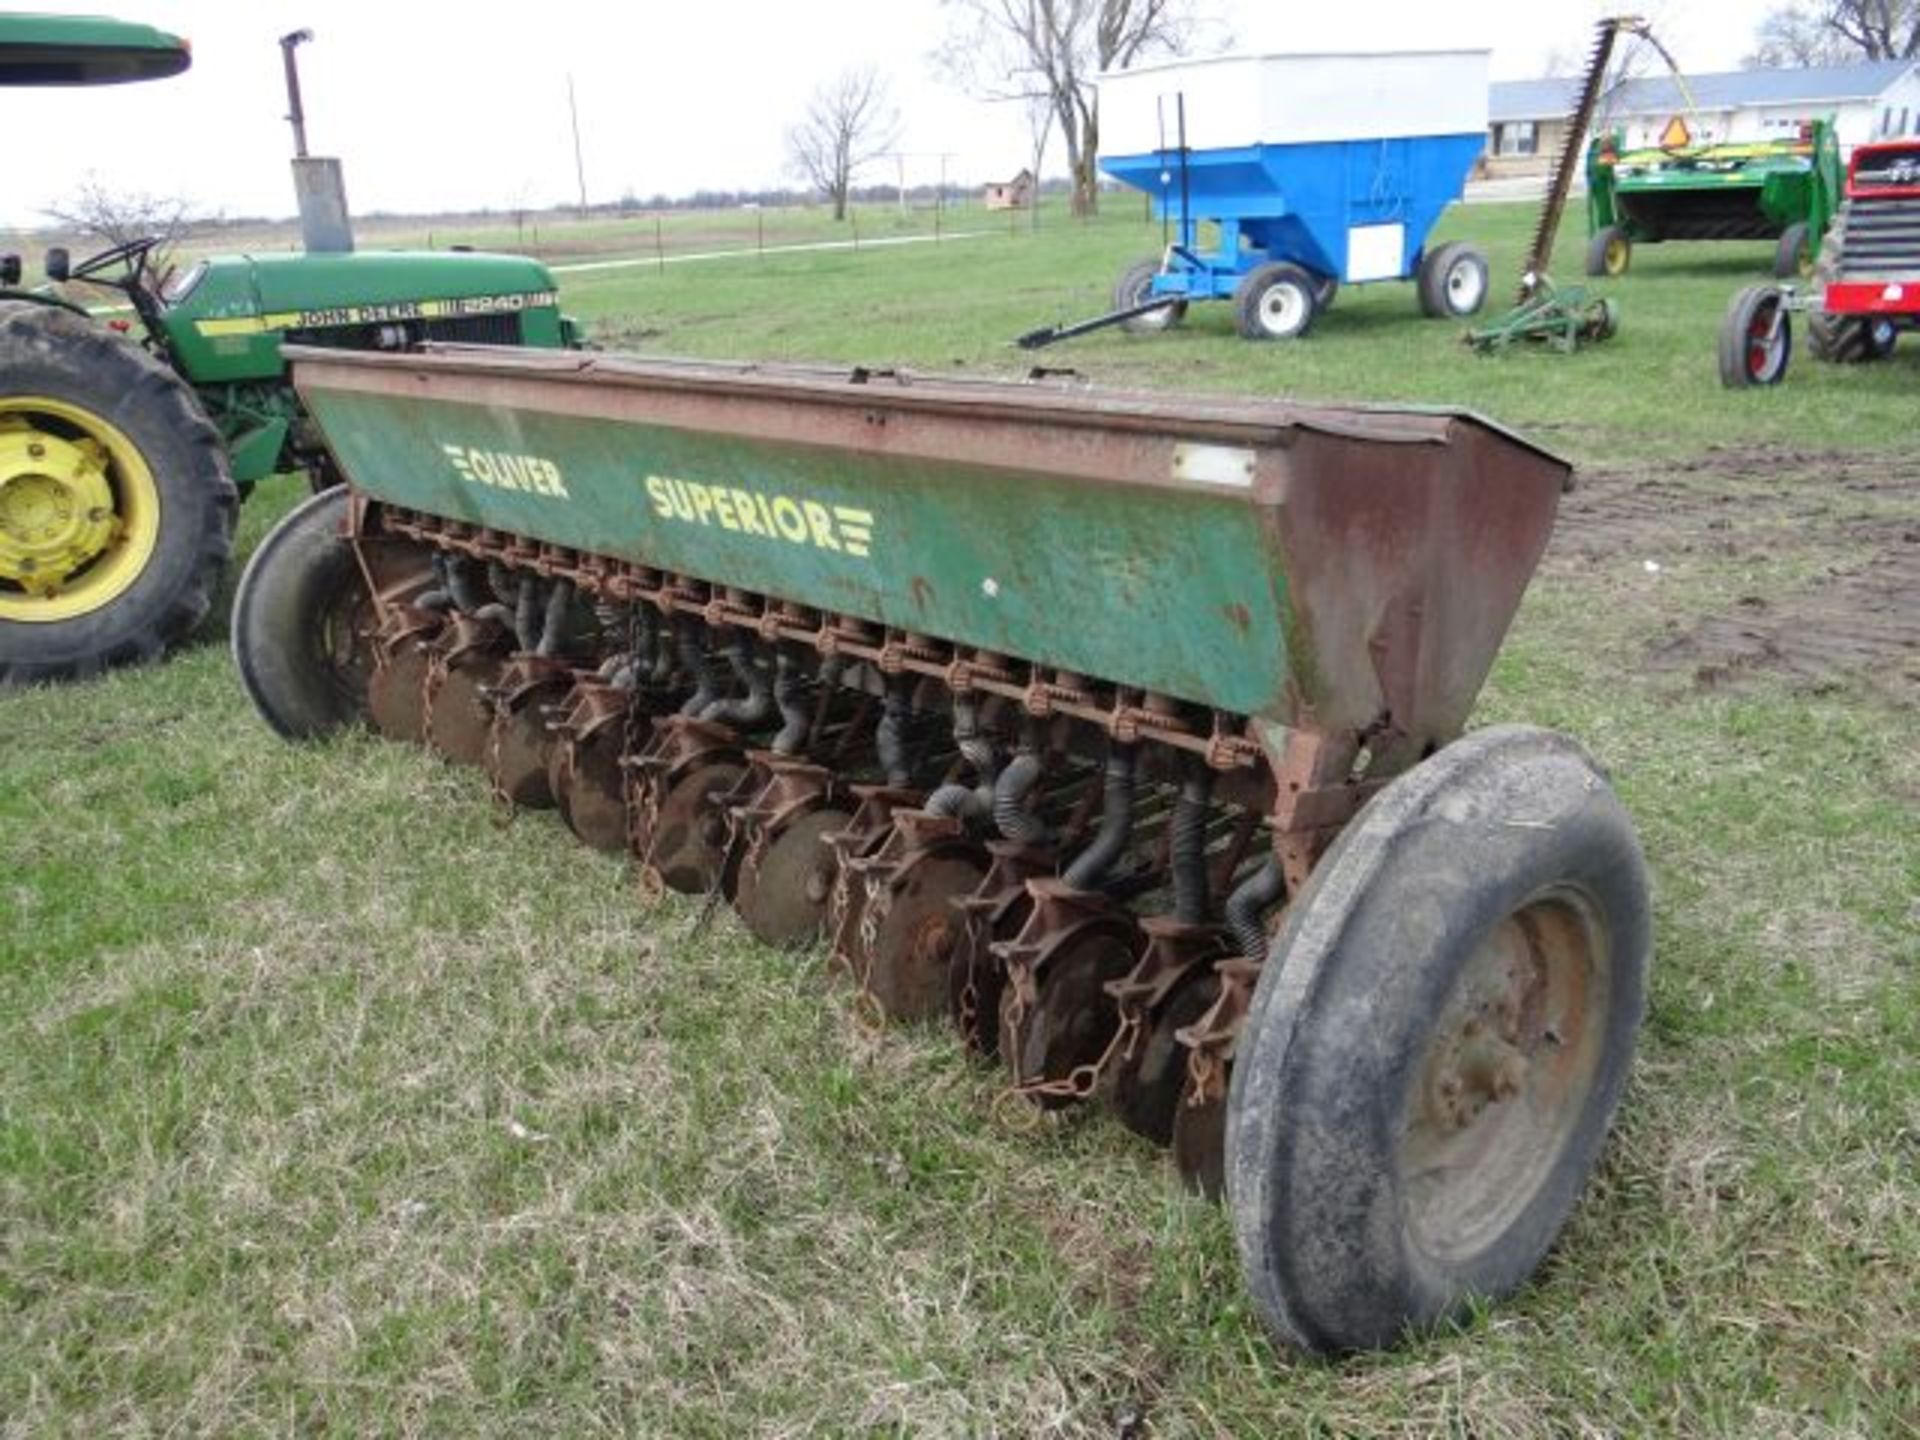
[1547,447,1920,703]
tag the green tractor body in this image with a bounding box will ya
[157,251,574,487]
[1585,120,1845,279]
[0,13,577,684]
[0,12,190,84]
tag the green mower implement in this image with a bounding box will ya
[0,15,577,687]
[1586,121,1844,280]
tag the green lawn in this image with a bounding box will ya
[1,201,1915,1437]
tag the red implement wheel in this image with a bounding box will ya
[1718,284,1792,387]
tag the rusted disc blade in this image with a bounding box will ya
[1110,970,1221,1148]
[733,808,851,948]
[948,888,1034,1061]
[999,926,1135,1109]
[1171,1073,1227,1201]
[864,854,986,1023]
[554,734,629,854]
[367,644,432,743]
[488,702,558,808]
[427,660,500,766]
[646,759,746,894]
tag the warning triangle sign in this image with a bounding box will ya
[1660,114,1692,147]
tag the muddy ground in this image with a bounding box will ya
[1547,447,1919,705]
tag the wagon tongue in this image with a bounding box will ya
[1015,294,1185,349]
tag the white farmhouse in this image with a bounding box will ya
[1485,60,1920,176]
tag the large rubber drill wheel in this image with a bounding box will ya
[1417,242,1491,319]
[1233,262,1318,340]
[232,485,372,739]
[1113,257,1186,334]
[1718,285,1792,388]
[1585,225,1630,279]
[1225,725,1649,1355]
[0,303,235,686]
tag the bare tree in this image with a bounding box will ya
[1747,1,1920,64]
[786,67,901,221]
[43,178,202,272]
[939,0,1218,217]
[1022,91,1053,232]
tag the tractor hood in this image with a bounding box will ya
[0,14,190,85]
[160,250,566,384]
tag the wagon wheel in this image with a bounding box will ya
[1718,285,1792,388]
[1233,262,1318,341]
[1113,257,1187,334]
[1225,725,1649,1354]
[1418,242,1490,319]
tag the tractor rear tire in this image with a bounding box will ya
[1233,262,1318,340]
[233,485,374,739]
[1807,216,1897,363]
[1773,221,1813,280]
[1811,312,1897,363]
[0,303,235,686]
[1225,725,1650,1354]
[1585,225,1630,279]
[1417,242,1490,318]
[1718,285,1792,388]
[1113,258,1186,334]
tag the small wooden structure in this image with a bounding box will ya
[983,168,1035,210]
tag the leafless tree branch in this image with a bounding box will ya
[936,0,1221,216]
[785,66,903,221]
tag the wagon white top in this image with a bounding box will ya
[1098,49,1491,154]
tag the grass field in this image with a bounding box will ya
[2,201,1916,1437]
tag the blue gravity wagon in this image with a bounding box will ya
[1096,49,1494,340]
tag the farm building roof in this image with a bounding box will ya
[1490,60,1918,122]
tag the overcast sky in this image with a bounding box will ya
[5,0,1777,230]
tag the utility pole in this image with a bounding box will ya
[895,152,907,215]
[568,73,588,215]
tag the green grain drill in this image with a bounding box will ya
[236,345,1654,1356]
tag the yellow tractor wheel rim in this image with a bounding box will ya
[0,396,160,623]
[1604,237,1628,275]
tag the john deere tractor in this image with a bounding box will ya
[0,15,576,685]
